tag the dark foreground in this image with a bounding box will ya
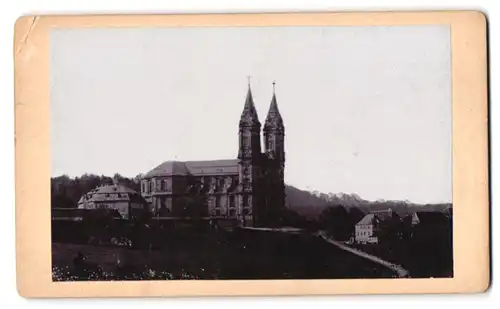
[52,228,398,281]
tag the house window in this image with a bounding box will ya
[229,195,236,207]
[229,209,236,216]
[215,209,221,216]
[148,181,152,192]
[160,180,165,191]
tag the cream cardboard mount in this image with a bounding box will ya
[14,11,490,297]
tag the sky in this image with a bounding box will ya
[50,25,452,203]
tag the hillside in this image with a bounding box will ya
[284,185,451,219]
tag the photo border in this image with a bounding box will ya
[14,11,489,297]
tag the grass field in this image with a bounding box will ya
[52,229,398,281]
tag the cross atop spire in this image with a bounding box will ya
[240,77,260,128]
[264,81,284,131]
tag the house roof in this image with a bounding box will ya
[77,184,144,204]
[356,209,399,226]
[90,184,137,195]
[144,159,239,178]
[371,209,398,222]
[357,214,376,225]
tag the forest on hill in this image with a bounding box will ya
[51,174,451,218]
[285,185,451,219]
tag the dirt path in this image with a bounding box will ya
[317,231,410,278]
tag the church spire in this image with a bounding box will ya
[264,81,284,131]
[240,78,260,127]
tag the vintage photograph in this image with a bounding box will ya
[50,25,453,281]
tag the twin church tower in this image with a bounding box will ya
[238,81,286,226]
[141,79,285,227]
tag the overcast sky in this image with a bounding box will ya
[50,25,451,203]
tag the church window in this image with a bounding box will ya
[243,195,250,207]
[243,137,250,148]
[218,178,225,190]
[268,138,273,150]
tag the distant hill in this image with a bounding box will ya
[284,185,451,219]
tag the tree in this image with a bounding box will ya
[83,208,122,244]
[318,205,352,240]
[179,194,208,218]
[51,194,75,209]
[347,207,366,228]
[280,208,315,229]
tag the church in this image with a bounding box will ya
[140,82,286,227]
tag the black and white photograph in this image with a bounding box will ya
[50,25,453,281]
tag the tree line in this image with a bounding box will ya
[52,174,451,221]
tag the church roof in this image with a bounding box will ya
[185,159,238,176]
[144,161,189,177]
[239,85,261,127]
[144,159,238,178]
[264,92,284,130]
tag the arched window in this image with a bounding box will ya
[268,138,273,150]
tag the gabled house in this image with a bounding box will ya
[354,208,401,244]
[409,211,451,239]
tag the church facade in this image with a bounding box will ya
[140,83,285,227]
